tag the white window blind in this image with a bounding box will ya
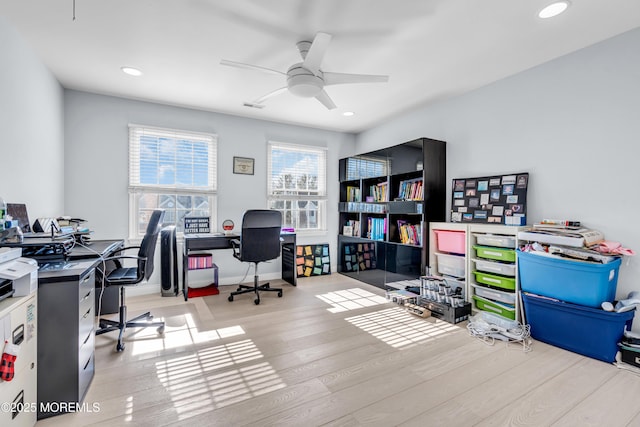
[128,125,217,237]
[346,156,389,180]
[267,141,327,233]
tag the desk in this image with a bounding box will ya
[67,239,125,261]
[183,233,296,300]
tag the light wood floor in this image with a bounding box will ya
[36,274,640,427]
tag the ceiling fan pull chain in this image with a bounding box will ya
[72,0,76,21]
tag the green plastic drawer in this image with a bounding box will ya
[473,271,516,291]
[473,245,516,262]
[472,295,516,320]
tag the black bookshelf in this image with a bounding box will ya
[338,138,446,289]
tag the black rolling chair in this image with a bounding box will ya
[228,209,283,305]
[96,209,166,352]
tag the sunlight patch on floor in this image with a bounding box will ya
[345,306,459,348]
[315,287,389,313]
[152,340,286,420]
[129,313,245,356]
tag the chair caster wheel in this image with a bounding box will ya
[254,298,260,305]
[228,295,234,302]
[278,291,283,297]
[157,326,165,334]
[116,342,125,352]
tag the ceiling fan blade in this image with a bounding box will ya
[220,59,286,76]
[315,89,337,110]
[324,72,389,86]
[253,87,288,105]
[302,32,332,75]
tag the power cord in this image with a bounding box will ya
[72,236,108,324]
[467,312,532,352]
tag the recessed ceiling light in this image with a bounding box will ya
[343,111,355,117]
[538,1,570,19]
[121,66,143,77]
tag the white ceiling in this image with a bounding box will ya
[3,0,640,133]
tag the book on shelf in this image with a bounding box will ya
[398,178,423,201]
[367,217,386,241]
[346,186,361,202]
[343,220,360,237]
[369,181,388,202]
[397,219,422,246]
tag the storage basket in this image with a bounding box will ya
[518,250,621,307]
[523,292,634,363]
[473,245,516,262]
[434,230,466,254]
[471,258,516,277]
[472,284,516,305]
[435,253,465,278]
[472,295,516,320]
[473,233,516,248]
[473,271,516,291]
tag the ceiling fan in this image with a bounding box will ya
[220,32,389,110]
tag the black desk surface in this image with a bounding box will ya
[67,239,124,260]
[37,239,124,283]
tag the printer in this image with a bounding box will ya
[0,247,38,302]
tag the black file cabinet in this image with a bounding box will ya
[36,261,96,419]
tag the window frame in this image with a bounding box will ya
[267,141,328,234]
[128,124,217,239]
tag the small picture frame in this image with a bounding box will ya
[233,156,254,175]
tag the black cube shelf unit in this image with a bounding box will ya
[338,137,447,289]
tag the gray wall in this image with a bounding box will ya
[0,17,64,216]
[357,27,640,306]
[64,90,355,287]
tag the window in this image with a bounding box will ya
[346,156,389,180]
[129,125,217,237]
[267,141,327,233]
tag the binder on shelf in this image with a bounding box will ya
[188,253,213,270]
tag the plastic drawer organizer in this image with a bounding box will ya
[470,233,518,321]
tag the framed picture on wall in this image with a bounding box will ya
[233,156,255,175]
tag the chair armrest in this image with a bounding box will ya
[230,239,240,256]
[105,245,141,268]
[110,245,141,255]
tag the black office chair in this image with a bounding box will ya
[96,209,166,352]
[228,209,283,305]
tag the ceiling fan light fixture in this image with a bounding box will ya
[287,74,324,98]
[343,111,355,117]
[121,66,143,77]
[538,1,570,19]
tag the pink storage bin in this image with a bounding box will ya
[434,230,466,254]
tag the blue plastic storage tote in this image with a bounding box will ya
[522,292,634,363]
[518,251,621,307]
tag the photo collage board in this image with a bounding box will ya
[450,172,529,225]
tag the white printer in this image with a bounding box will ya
[0,247,38,300]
